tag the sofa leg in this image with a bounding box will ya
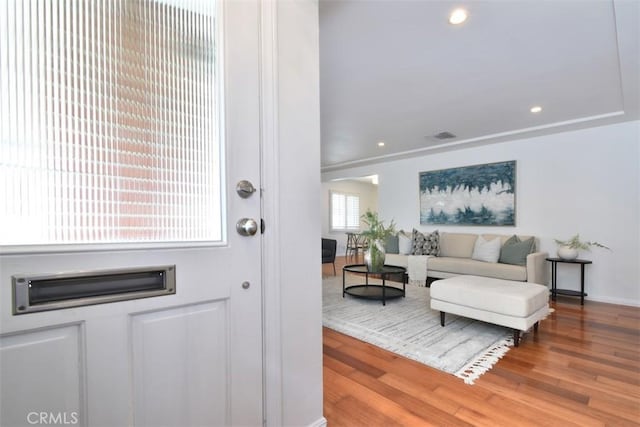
[513,329,520,347]
[534,321,539,332]
[440,311,445,327]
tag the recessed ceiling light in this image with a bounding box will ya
[530,106,542,113]
[377,141,385,147]
[449,8,468,25]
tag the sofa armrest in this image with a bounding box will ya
[526,251,549,285]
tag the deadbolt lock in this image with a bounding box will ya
[236,180,257,198]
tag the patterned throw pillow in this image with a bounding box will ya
[412,229,440,256]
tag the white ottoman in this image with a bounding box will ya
[430,275,549,346]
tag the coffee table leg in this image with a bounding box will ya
[382,275,386,306]
[342,268,345,298]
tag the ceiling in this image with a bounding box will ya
[319,0,640,171]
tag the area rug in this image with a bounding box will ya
[322,274,513,384]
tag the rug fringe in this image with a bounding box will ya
[454,337,513,385]
[454,309,554,385]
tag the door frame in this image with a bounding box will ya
[259,2,326,426]
[259,2,284,425]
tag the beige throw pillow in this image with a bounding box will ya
[398,231,413,255]
[471,235,501,263]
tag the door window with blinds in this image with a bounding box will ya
[330,191,360,231]
[0,0,222,249]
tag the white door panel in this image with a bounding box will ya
[0,1,263,426]
[0,325,85,427]
[131,302,229,427]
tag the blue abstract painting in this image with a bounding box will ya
[419,161,516,226]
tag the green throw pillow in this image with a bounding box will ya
[502,235,518,247]
[499,235,535,266]
[384,235,400,254]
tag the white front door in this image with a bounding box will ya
[0,1,263,426]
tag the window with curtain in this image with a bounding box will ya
[330,191,360,231]
[0,0,221,247]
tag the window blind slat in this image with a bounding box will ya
[330,191,360,231]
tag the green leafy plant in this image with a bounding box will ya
[360,210,396,271]
[360,210,396,242]
[554,234,610,251]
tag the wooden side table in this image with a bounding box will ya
[546,257,592,305]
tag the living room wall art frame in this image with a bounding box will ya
[419,160,516,226]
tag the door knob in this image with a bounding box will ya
[236,218,258,236]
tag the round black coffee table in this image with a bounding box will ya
[342,264,407,306]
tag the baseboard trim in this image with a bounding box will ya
[586,295,640,307]
[307,416,328,427]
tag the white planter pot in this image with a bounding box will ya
[557,246,579,260]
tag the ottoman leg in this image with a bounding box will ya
[440,311,445,327]
[513,329,520,347]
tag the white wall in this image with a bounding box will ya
[322,121,640,306]
[321,180,378,254]
[273,1,325,426]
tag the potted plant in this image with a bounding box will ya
[554,234,610,260]
[361,210,396,271]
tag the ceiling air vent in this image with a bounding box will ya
[432,131,457,140]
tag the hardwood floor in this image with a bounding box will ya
[322,255,640,426]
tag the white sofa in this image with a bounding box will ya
[386,232,549,285]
